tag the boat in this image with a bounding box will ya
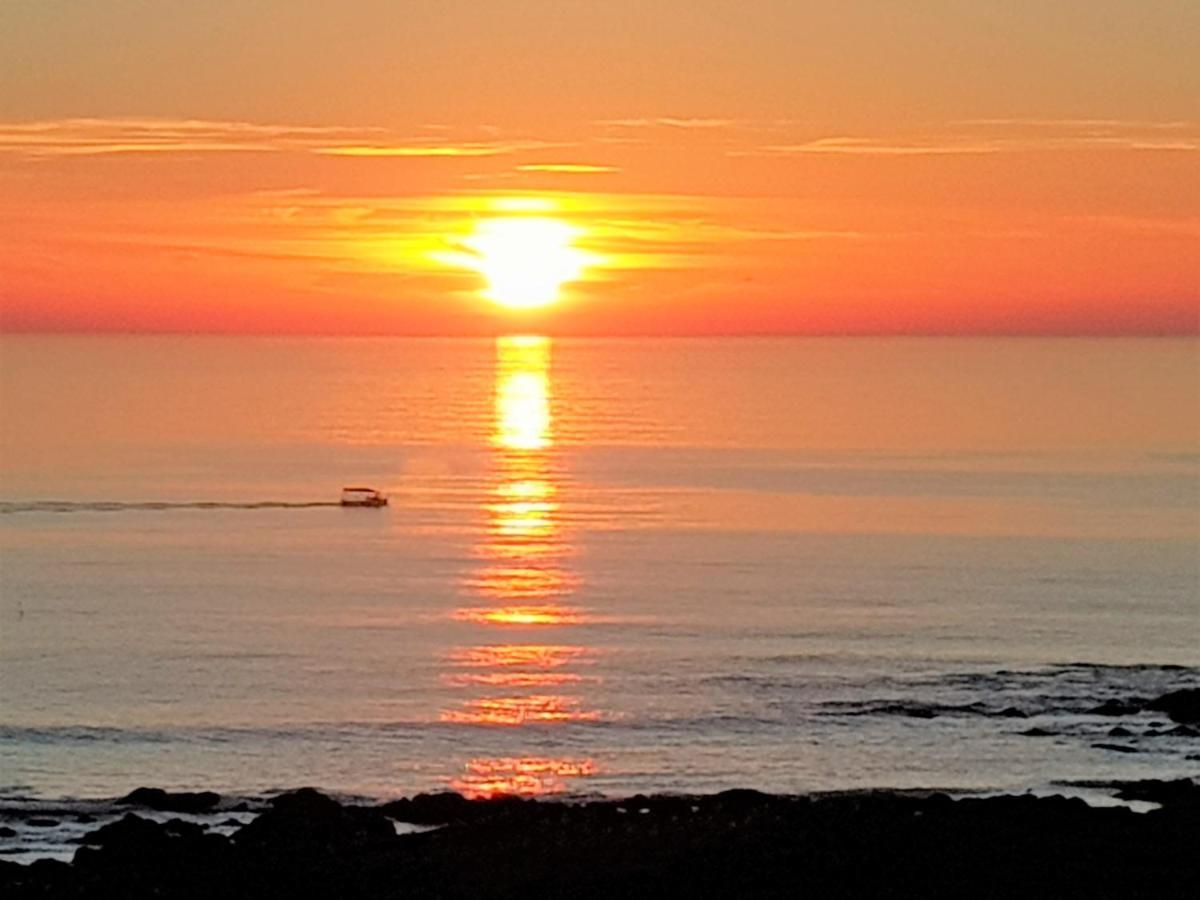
[340,487,388,507]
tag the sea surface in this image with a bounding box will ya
[1,336,1198,824]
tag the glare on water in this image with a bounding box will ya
[443,337,599,792]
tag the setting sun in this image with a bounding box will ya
[461,217,589,309]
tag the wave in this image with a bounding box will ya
[0,500,342,515]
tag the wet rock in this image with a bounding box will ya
[116,786,220,813]
[711,789,774,814]
[1107,726,1134,737]
[1145,688,1200,724]
[19,857,74,892]
[1088,698,1145,716]
[380,790,525,825]
[380,790,475,824]
[1111,779,1200,809]
[68,812,231,899]
[75,813,96,824]
[78,813,169,850]
[1021,727,1054,736]
[24,818,58,827]
[0,825,16,838]
[1091,743,1141,753]
[162,818,206,838]
[998,707,1028,718]
[8,789,1200,899]
[1164,724,1199,737]
[886,703,936,718]
[234,788,395,852]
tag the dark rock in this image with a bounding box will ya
[22,857,74,891]
[1112,779,1200,809]
[380,790,474,824]
[162,818,207,838]
[75,813,96,823]
[8,789,1200,899]
[711,788,773,813]
[116,786,220,813]
[29,858,71,877]
[998,707,1027,718]
[380,790,524,824]
[1021,727,1054,736]
[891,704,936,718]
[68,813,231,900]
[1107,726,1134,737]
[24,818,58,827]
[1164,724,1199,737]
[1091,743,1141,753]
[235,788,395,851]
[1145,688,1200,724]
[78,813,169,850]
[1088,698,1145,716]
[0,825,16,838]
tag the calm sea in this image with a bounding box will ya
[1,336,1197,805]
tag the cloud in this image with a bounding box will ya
[737,121,1199,157]
[515,163,620,174]
[0,118,565,158]
[954,118,1195,131]
[0,118,369,156]
[315,140,567,158]
[598,117,737,129]
[741,138,1001,157]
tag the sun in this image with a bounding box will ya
[460,217,589,309]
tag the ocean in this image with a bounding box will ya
[1,335,1197,821]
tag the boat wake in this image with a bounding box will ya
[0,500,343,515]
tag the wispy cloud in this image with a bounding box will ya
[0,118,368,156]
[0,118,564,159]
[598,117,737,129]
[314,140,565,158]
[738,120,1199,157]
[954,118,1196,130]
[741,138,1001,157]
[515,163,619,174]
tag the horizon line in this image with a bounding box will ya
[2,329,1196,339]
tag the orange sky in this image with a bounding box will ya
[1,1,1197,335]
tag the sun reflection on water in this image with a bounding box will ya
[440,695,601,726]
[443,670,588,688]
[459,335,583,615]
[447,645,589,669]
[451,757,599,800]
[453,603,585,625]
[440,336,601,795]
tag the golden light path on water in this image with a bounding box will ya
[442,336,600,798]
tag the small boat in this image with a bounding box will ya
[341,487,388,507]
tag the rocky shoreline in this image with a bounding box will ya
[1,778,1197,899]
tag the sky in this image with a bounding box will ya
[1,0,1197,335]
